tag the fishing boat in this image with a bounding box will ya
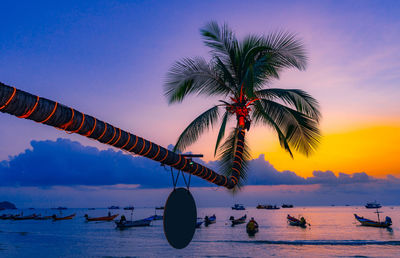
[287,214,308,228]
[144,208,163,221]
[52,214,76,221]
[204,214,216,226]
[12,214,37,220]
[282,204,294,208]
[354,213,392,228]
[257,204,280,210]
[34,215,53,220]
[232,204,245,210]
[123,206,134,210]
[108,206,120,209]
[365,201,382,209]
[85,214,119,222]
[115,219,151,229]
[0,214,14,220]
[196,218,203,228]
[51,207,67,210]
[144,214,163,221]
[231,214,247,226]
[155,206,164,210]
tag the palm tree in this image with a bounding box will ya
[165,22,321,188]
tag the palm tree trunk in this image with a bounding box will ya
[0,82,238,189]
[231,128,246,185]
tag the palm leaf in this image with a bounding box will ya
[239,32,307,96]
[214,110,230,156]
[164,57,232,103]
[174,106,219,152]
[217,127,251,189]
[262,31,307,71]
[254,99,320,156]
[256,88,321,122]
[200,21,239,76]
[252,101,294,157]
[213,56,238,91]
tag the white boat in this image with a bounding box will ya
[365,201,382,209]
[115,219,151,229]
[232,204,245,210]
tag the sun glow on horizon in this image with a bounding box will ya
[251,124,400,178]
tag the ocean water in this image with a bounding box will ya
[0,206,399,257]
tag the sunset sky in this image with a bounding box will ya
[1,0,400,206]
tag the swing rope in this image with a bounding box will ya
[170,166,192,190]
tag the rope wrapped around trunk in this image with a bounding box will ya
[0,82,241,189]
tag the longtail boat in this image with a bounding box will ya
[144,214,163,221]
[52,214,76,221]
[85,214,119,222]
[354,214,392,228]
[287,214,308,228]
[257,204,280,210]
[34,215,53,220]
[12,214,38,220]
[115,219,151,229]
[231,214,247,226]
[0,214,15,220]
[204,215,216,226]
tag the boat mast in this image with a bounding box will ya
[375,208,381,223]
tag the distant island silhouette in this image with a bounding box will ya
[0,201,17,210]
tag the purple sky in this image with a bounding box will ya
[1,0,399,160]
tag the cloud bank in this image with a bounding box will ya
[0,138,398,189]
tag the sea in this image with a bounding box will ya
[0,206,399,257]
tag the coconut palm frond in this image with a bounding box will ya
[262,31,307,71]
[217,128,251,189]
[213,56,238,90]
[200,21,239,74]
[256,88,321,122]
[164,57,232,103]
[239,32,307,95]
[239,34,265,83]
[252,101,294,157]
[174,106,220,152]
[241,53,280,98]
[254,99,321,156]
[214,110,230,156]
